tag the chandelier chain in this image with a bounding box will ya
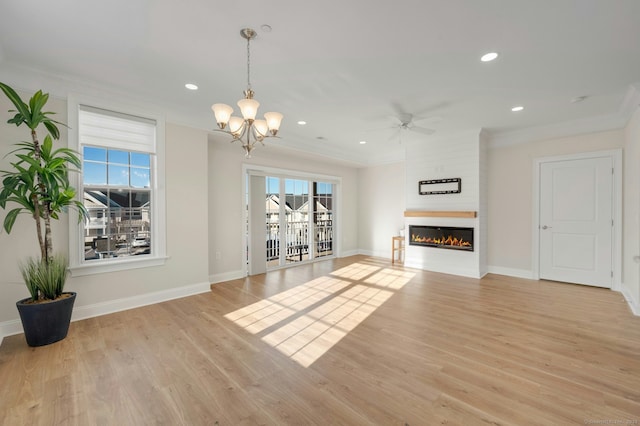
[246,34,252,91]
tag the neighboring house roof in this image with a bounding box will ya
[266,194,292,212]
[298,200,328,213]
[84,190,149,209]
[267,194,333,213]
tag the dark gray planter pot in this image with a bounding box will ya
[16,292,76,347]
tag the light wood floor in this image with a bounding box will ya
[1,255,639,425]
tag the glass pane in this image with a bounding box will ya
[314,181,333,259]
[130,166,150,188]
[315,182,327,194]
[266,176,279,195]
[131,152,150,167]
[131,190,150,206]
[83,162,107,185]
[84,146,106,162]
[266,177,280,265]
[282,178,309,264]
[108,164,129,186]
[107,190,129,208]
[108,150,129,165]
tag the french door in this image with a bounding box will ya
[247,170,336,274]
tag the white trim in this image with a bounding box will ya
[71,282,211,321]
[489,113,626,149]
[618,84,640,124]
[357,249,385,258]
[487,266,535,280]
[67,93,167,275]
[337,250,362,259]
[0,282,211,343]
[532,149,623,289]
[245,165,342,184]
[209,270,245,284]
[0,319,23,344]
[242,165,342,276]
[620,284,640,316]
[70,256,169,277]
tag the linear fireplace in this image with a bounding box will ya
[409,225,474,251]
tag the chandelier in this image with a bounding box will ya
[212,28,283,158]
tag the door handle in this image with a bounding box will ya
[541,225,552,230]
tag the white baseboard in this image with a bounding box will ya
[209,269,245,284]
[339,249,361,258]
[0,281,212,344]
[486,266,535,280]
[620,284,640,316]
[0,320,23,345]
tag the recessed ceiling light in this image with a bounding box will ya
[480,52,499,62]
[185,83,198,90]
[359,140,367,145]
[297,120,307,125]
[261,24,272,33]
[511,106,524,112]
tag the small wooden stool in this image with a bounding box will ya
[391,236,405,264]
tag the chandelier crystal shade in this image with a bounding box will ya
[212,28,283,157]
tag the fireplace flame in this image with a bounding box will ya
[411,234,472,248]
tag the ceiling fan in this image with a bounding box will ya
[386,112,437,143]
[392,112,436,135]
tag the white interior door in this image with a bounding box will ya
[539,156,613,288]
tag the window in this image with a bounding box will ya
[83,147,152,260]
[68,101,166,275]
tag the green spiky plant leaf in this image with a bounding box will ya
[0,82,88,301]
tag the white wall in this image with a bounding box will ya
[487,129,625,277]
[403,130,485,278]
[623,107,640,313]
[357,162,406,258]
[0,90,210,333]
[207,136,360,283]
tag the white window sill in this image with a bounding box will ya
[69,255,168,277]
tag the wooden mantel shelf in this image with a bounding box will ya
[404,210,477,218]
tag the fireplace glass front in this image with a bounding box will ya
[409,225,474,251]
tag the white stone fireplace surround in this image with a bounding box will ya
[403,130,488,279]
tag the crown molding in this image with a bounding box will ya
[488,113,627,149]
[488,84,640,149]
[619,83,640,121]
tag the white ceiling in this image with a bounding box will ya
[1,0,639,166]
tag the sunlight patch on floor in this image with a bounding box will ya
[224,276,350,334]
[225,263,416,367]
[330,262,381,280]
[364,268,415,289]
[263,284,394,367]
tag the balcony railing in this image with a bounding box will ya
[266,219,333,262]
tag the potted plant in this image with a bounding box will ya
[0,82,87,346]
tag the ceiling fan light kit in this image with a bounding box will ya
[211,28,283,158]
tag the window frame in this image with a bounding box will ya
[67,94,167,276]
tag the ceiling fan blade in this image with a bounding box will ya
[387,115,403,126]
[410,126,435,135]
[390,102,407,117]
[413,115,443,126]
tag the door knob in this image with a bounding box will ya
[541,225,552,230]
